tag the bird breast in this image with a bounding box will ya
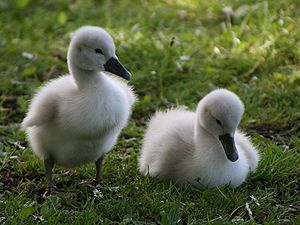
[56,85,129,139]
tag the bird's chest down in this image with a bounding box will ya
[57,94,129,138]
[50,137,109,168]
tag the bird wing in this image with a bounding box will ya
[21,86,57,129]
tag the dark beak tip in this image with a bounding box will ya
[104,57,132,80]
[124,71,132,80]
[219,134,239,162]
[229,153,239,162]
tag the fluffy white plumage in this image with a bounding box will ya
[21,26,136,188]
[139,89,259,189]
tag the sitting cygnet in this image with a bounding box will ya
[21,26,136,192]
[139,89,259,189]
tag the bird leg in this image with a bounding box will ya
[95,155,104,185]
[44,158,54,189]
[42,158,54,198]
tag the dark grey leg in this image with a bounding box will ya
[95,155,104,185]
[42,158,54,198]
[44,158,54,189]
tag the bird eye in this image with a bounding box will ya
[95,48,103,54]
[216,119,222,126]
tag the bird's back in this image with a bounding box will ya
[235,131,260,172]
[139,108,195,177]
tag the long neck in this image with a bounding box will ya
[67,57,103,89]
[194,120,218,153]
[194,120,229,164]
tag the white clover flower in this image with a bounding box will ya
[278,19,284,26]
[222,6,234,16]
[282,28,289,35]
[213,47,221,55]
[33,215,45,222]
[179,55,190,62]
[93,189,103,199]
[150,70,157,75]
[233,37,241,44]
[21,52,34,60]
[251,76,258,81]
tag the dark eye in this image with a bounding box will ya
[216,119,222,126]
[95,48,103,54]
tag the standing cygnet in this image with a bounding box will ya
[21,26,136,192]
[139,89,259,189]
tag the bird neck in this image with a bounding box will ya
[194,121,217,151]
[68,63,103,89]
[194,121,231,164]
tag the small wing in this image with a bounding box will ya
[21,86,57,129]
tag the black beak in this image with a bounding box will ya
[219,134,239,162]
[104,57,131,80]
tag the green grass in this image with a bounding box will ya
[1,0,300,224]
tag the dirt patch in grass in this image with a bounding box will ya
[1,164,23,193]
[0,96,24,125]
[246,122,299,149]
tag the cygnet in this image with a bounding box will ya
[139,89,259,188]
[21,26,136,192]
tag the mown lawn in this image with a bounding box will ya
[0,0,299,224]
